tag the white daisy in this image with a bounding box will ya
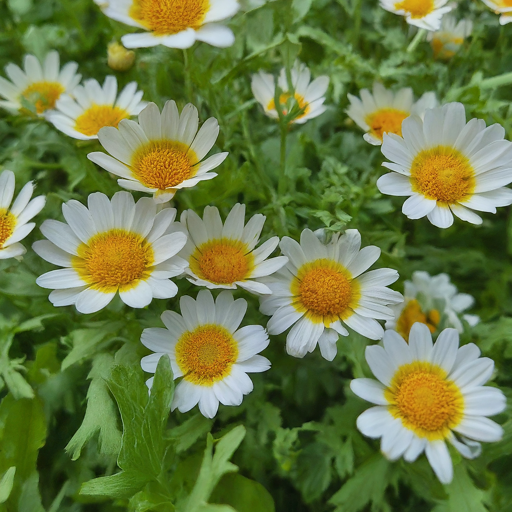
[379,0,452,31]
[87,101,228,204]
[351,323,506,484]
[0,51,80,116]
[251,61,329,125]
[259,229,403,361]
[141,289,271,419]
[346,82,438,146]
[481,0,512,25]
[45,76,146,140]
[178,203,288,295]
[102,0,239,49]
[33,191,187,314]
[427,15,473,59]
[386,271,479,341]
[377,102,512,228]
[0,170,46,260]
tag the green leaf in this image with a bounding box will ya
[167,414,214,453]
[296,442,333,503]
[80,470,151,499]
[292,0,314,22]
[0,467,16,504]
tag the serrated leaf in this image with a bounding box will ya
[167,414,213,453]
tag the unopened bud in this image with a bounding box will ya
[107,42,135,72]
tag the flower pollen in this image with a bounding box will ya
[396,299,440,341]
[21,81,65,114]
[394,0,435,18]
[175,324,238,386]
[386,362,464,439]
[75,105,130,136]
[365,108,409,141]
[0,208,16,248]
[410,145,475,203]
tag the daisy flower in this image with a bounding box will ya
[33,191,187,314]
[88,101,228,204]
[102,0,240,49]
[0,170,46,260]
[351,323,506,484]
[141,289,271,419]
[481,0,512,25]
[386,271,479,341]
[377,102,512,228]
[0,51,80,116]
[427,15,473,59]
[251,61,329,125]
[46,76,146,140]
[346,82,438,146]
[178,203,288,295]
[259,229,403,361]
[379,0,452,31]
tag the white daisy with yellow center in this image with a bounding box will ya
[178,203,288,295]
[427,15,473,59]
[351,324,506,484]
[0,170,46,260]
[377,102,512,228]
[46,76,146,140]
[251,61,330,125]
[102,0,239,49]
[386,271,479,341]
[380,0,452,30]
[259,229,403,361]
[88,101,228,204]
[141,289,271,419]
[33,191,187,314]
[0,51,80,116]
[346,83,438,146]
[481,0,512,25]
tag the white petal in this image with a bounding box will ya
[425,441,453,484]
[454,417,503,443]
[75,288,116,314]
[119,280,153,308]
[427,205,454,229]
[463,387,506,416]
[431,328,459,373]
[365,344,396,386]
[356,406,394,438]
[350,378,388,405]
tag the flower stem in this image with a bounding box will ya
[407,29,426,53]
[480,72,512,90]
[352,0,363,49]
[183,49,193,101]
[278,123,288,196]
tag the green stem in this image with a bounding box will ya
[352,0,363,49]
[406,29,426,53]
[183,49,193,101]
[480,72,512,90]
[278,124,288,196]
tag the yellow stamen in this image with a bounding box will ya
[129,0,210,35]
[396,299,440,341]
[190,238,254,285]
[175,324,238,386]
[131,140,199,191]
[73,229,154,292]
[0,208,16,248]
[21,81,65,114]
[410,145,475,204]
[75,105,130,136]
[267,92,310,119]
[394,0,435,18]
[386,362,464,440]
[365,108,409,141]
[291,258,361,325]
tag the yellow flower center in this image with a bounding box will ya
[386,362,464,439]
[267,92,310,119]
[394,0,435,18]
[396,299,440,341]
[189,239,254,285]
[365,108,409,141]
[21,81,65,114]
[73,229,154,292]
[129,0,210,35]
[291,259,361,325]
[74,105,130,136]
[500,0,512,7]
[431,35,463,59]
[410,145,475,204]
[0,208,16,248]
[175,324,239,386]
[131,140,198,191]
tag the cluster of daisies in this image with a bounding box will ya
[0,0,509,488]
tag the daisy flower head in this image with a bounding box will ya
[46,76,146,140]
[141,289,271,419]
[346,82,438,146]
[0,170,46,260]
[427,15,473,59]
[386,271,479,341]
[379,0,452,31]
[0,51,80,116]
[178,203,288,295]
[351,324,506,484]
[481,0,512,25]
[259,229,404,361]
[251,61,330,125]
[88,101,228,204]
[33,191,188,314]
[102,0,240,49]
[377,102,512,228]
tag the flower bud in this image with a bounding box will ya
[107,42,135,72]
